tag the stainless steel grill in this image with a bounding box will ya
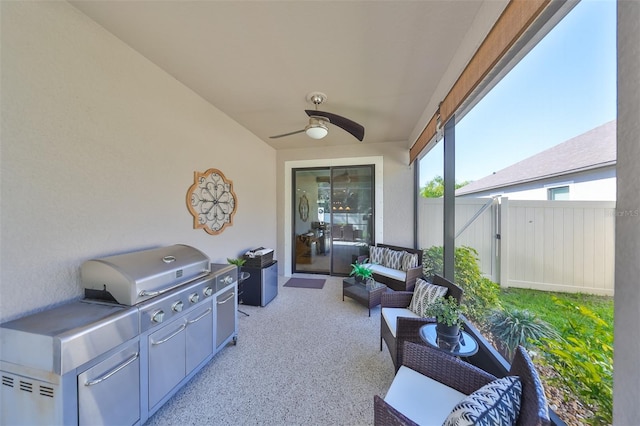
[0,245,238,425]
[81,244,211,306]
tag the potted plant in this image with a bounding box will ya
[227,257,246,274]
[350,259,373,284]
[425,296,464,349]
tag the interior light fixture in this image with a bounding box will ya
[305,117,329,139]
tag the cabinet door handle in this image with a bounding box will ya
[217,293,235,304]
[151,323,186,345]
[84,352,139,387]
[187,307,212,324]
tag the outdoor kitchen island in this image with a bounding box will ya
[0,245,238,425]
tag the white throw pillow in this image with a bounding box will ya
[384,249,404,270]
[408,278,448,317]
[443,376,522,426]
[401,251,418,271]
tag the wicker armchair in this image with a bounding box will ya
[380,274,463,371]
[374,342,550,426]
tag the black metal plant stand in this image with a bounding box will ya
[238,271,250,316]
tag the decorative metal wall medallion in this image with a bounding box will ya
[186,168,237,235]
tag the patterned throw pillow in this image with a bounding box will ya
[369,246,386,264]
[408,278,448,317]
[384,249,404,270]
[401,251,418,271]
[443,376,523,426]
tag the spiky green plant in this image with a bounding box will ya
[227,257,246,267]
[487,307,559,361]
[350,259,373,281]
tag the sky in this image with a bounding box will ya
[419,0,617,185]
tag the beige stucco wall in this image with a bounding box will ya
[0,1,276,322]
[614,0,640,422]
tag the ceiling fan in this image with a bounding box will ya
[270,92,365,142]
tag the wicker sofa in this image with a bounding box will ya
[374,342,550,425]
[363,244,423,292]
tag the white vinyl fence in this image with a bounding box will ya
[419,198,498,281]
[418,197,616,296]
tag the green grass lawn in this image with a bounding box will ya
[495,287,614,425]
[498,287,614,335]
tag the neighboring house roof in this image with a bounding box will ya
[456,120,617,195]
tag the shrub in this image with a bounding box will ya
[422,245,501,321]
[540,297,613,425]
[487,307,559,361]
[422,245,444,280]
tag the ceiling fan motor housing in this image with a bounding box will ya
[305,116,329,139]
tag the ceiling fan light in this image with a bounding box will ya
[305,123,328,139]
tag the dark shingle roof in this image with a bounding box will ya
[456,120,616,195]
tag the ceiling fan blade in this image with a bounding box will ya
[269,129,305,139]
[305,110,365,141]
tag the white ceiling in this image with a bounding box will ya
[70,1,509,150]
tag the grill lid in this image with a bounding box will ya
[81,244,210,305]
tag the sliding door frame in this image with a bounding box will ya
[283,156,384,277]
[291,164,376,276]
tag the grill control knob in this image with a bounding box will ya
[189,293,199,304]
[151,310,165,323]
[223,276,233,285]
[172,301,184,312]
[203,287,213,297]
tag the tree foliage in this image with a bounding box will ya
[420,175,470,198]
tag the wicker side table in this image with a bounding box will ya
[342,277,387,316]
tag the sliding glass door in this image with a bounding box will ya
[292,165,374,275]
[329,166,374,274]
[293,168,331,274]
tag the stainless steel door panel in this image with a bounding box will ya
[185,302,213,374]
[262,262,278,306]
[78,340,140,426]
[216,287,236,348]
[148,320,186,409]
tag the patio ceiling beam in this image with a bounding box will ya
[409,0,551,164]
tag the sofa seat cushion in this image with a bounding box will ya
[381,307,420,338]
[385,365,467,425]
[364,263,406,281]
